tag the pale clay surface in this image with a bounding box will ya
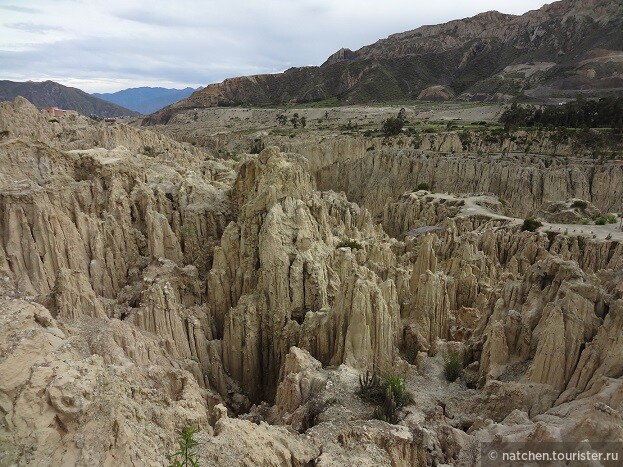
[1,97,623,466]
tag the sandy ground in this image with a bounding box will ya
[427,191,623,241]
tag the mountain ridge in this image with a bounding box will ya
[0,80,138,117]
[93,86,199,114]
[144,0,623,124]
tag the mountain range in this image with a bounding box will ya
[0,80,138,117]
[92,87,199,114]
[145,0,623,124]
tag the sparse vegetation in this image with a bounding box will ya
[572,218,590,225]
[593,214,617,225]
[382,374,413,408]
[416,182,430,191]
[499,97,623,129]
[168,427,200,467]
[521,218,542,232]
[571,200,588,210]
[443,349,463,382]
[250,138,265,154]
[381,108,406,136]
[336,239,363,250]
[358,371,413,425]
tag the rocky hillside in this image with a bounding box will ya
[2,97,623,465]
[145,0,623,124]
[0,80,139,117]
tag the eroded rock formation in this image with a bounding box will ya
[2,97,623,466]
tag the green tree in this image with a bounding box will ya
[382,108,407,136]
[290,112,300,128]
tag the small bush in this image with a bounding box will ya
[337,239,363,250]
[250,138,265,154]
[443,350,463,382]
[168,427,200,467]
[593,214,616,225]
[571,200,588,210]
[382,375,413,408]
[521,218,542,232]
[382,116,403,136]
[416,182,430,191]
[358,372,413,425]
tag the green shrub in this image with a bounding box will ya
[593,214,616,225]
[358,372,413,425]
[521,218,542,232]
[168,427,200,467]
[382,375,413,408]
[571,200,588,210]
[382,116,403,136]
[416,182,430,191]
[336,239,363,250]
[443,350,463,382]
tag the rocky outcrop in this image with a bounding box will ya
[317,148,623,219]
[208,146,401,401]
[53,268,107,320]
[274,347,328,430]
[0,298,214,466]
[478,257,612,397]
[0,100,232,300]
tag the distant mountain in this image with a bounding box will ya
[93,87,199,114]
[145,0,623,124]
[0,80,138,117]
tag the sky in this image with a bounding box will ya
[0,0,550,94]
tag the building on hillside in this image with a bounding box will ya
[42,107,66,117]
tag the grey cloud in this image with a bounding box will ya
[113,9,199,28]
[1,0,550,93]
[0,5,41,14]
[5,22,65,33]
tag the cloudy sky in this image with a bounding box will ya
[0,0,549,93]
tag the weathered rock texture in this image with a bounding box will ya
[2,96,623,466]
[317,148,623,220]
